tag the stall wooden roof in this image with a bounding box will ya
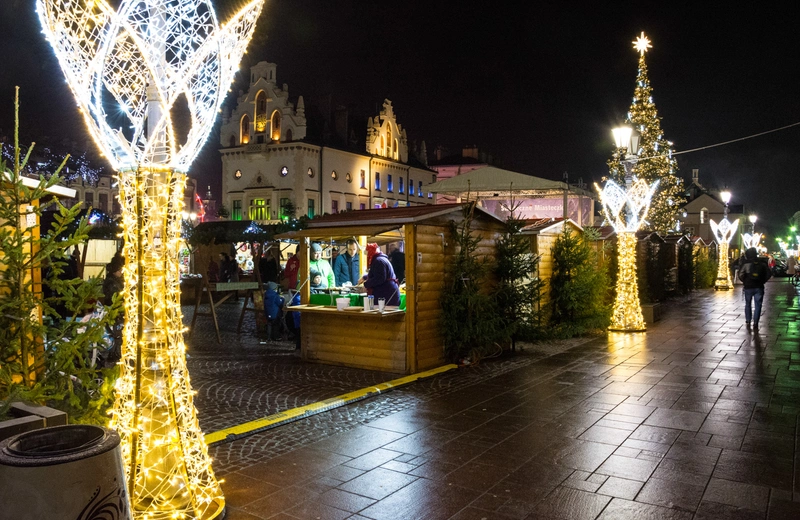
[275,203,504,240]
[519,217,582,235]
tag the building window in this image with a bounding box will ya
[387,174,393,192]
[307,167,314,178]
[280,166,288,176]
[399,177,404,194]
[345,172,352,183]
[85,191,94,207]
[418,181,423,197]
[255,91,267,133]
[232,199,242,221]
[375,172,381,191]
[270,110,281,141]
[700,208,708,224]
[360,203,366,210]
[249,198,269,220]
[98,193,108,213]
[240,114,250,144]
[360,170,366,189]
[346,202,352,211]
[409,179,414,196]
[332,200,339,214]
[307,199,315,218]
[331,170,338,180]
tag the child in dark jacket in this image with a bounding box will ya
[264,282,285,340]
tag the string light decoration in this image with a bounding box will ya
[37,1,265,518]
[710,217,739,290]
[742,232,762,250]
[596,178,659,332]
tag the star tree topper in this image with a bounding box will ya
[633,32,652,55]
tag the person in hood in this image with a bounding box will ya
[309,242,335,289]
[263,281,285,340]
[358,244,400,306]
[737,247,772,332]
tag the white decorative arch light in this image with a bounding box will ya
[710,217,739,290]
[596,178,659,332]
[38,1,265,518]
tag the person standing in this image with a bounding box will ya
[387,242,405,283]
[333,238,360,287]
[738,247,772,332]
[309,242,335,289]
[358,244,400,306]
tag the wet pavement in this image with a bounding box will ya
[184,279,800,519]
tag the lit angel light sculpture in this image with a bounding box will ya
[742,232,762,250]
[37,1,265,518]
[710,217,739,290]
[596,178,659,332]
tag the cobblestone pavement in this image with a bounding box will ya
[186,280,800,519]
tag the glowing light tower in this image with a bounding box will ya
[598,125,658,332]
[711,190,738,291]
[38,1,265,518]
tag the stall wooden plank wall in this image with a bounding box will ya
[411,216,503,373]
[303,313,407,372]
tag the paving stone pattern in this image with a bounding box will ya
[185,280,800,519]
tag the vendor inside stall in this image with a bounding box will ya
[358,243,400,306]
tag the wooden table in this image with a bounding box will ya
[188,278,261,343]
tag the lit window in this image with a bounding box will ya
[359,203,366,210]
[399,177,404,194]
[270,110,281,141]
[307,199,315,218]
[307,167,314,178]
[375,172,381,190]
[240,114,250,144]
[409,179,414,195]
[279,198,291,219]
[232,200,242,221]
[700,208,708,224]
[360,170,366,189]
[249,198,269,220]
[332,200,339,213]
[387,174,393,192]
[280,166,288,176]
[419,181,423,197]
[331,170,338,180]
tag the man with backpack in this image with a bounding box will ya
[738,247,772,332]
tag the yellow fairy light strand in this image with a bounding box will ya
[38,1,266,518]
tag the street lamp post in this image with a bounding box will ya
[612,126,640,187]
[711,190,738,291]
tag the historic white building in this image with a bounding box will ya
[218,61,436,222]
[65,175,200,218]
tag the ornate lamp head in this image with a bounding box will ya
[37,0,265,171]
[596,178,659,233]
[710,218,739,245]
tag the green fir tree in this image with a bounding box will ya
[0,89,118,423]
[608,33,685,234]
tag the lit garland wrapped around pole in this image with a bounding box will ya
[37,1,265,518]
[711,217,739,291]
[596,179,659,332]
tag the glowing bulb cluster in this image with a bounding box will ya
[38,1,266,518]
[596,178,658,332]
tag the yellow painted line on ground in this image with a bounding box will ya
[204,363,458,445]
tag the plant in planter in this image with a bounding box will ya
[549,227,611,338]
[494,202,545,349]
[441,202,505,363]
[0,89,118,425]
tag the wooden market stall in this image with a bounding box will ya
[276,203,505,374]
[520,217,583,316]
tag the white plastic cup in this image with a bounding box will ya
[363,296,370,311]
[378,298,385,312]
[336,298,349,311]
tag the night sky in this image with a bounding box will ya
[2,1,799,241]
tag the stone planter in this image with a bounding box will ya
[641,303,663,325]
[0,425,129,520]
[0,402,67,442]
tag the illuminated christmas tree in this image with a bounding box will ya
[608,32,685,234]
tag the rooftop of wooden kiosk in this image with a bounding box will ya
[275,203,504,240]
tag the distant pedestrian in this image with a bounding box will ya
[738,247,772,332]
